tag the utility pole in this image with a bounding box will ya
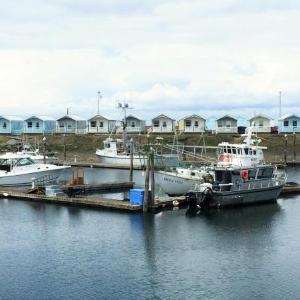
[279,91,282,118]
[97,91,102,115]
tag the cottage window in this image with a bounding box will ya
[284,120,289,127]
[153,120,159,127]
[217,121,222,127]
[259,121,263,127]
[162,121,167,127]
[131,121,136,127]
[36,122,40,128]
[194,121,199,127]
[91,121,96,127]
[28,121,32,128]
[99,121,104,127]
[3,122,6,129]
[67,124,72,129]
[293,120,297,127]
[59,123,64,128]
[185,120,191,127]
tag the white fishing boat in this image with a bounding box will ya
[96,138,178,167]
[0,153,70,187]
[16,148,58,164]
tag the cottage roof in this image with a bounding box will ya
[126,114,144,121]
[88,114,112,121]
[152,114,174,121]
[0,115,23,121]
[57,115,86,121]
[216,114,237,121]
[248,114,272,121]
[279,114,300,120]
[25,115,56,121]
[180,114,206,121]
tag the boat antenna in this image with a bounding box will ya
[118,102,130,143]
[97,91,102,115]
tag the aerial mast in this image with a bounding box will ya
[97,91,102,115]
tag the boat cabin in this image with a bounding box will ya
[0,156,36,172]
[217,142,265,168]
[214,166,274,191]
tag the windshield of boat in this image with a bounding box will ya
[0,157,35,167]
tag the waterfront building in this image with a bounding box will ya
[0,116,24,135]
[151,114,176,133]
[87,115,116,134]
[24,116,56,134]
[56,115,87,134]
[178,114,206,133]
[122,115,145,134]
[248,114,272,133]
[278,114,300,133]
[216,115,238,133]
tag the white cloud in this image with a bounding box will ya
[0,0,300,122]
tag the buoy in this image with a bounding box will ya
[173,200,179,206]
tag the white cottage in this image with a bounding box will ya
[178,114,206,133]
[117,115,145,134]
[216,115,238,133]
[56,115,87,134]
[87,115,116,134]
[249,114,272,133]
[151,114,175,133]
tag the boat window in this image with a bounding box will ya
[244,148,249,155]
[232,147,236,154]
[253,150,256,155]
[249,149,252,155]
[248,169,257,180]
[257,168,273,179]
[215,170,232,183]
[227,147,232,154]
[16,158,35,166]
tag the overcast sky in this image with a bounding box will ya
[1,0,300,121]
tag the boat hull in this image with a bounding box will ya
[0,167,69,187]
[154,171,199,196]
[212,185,283,207]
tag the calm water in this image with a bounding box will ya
[1,169,300,299]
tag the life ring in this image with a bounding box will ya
[240,169,249,181]
[219,153,231,163]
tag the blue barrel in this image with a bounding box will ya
[130,189,144,205]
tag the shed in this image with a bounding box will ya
[216,115,238,133]
[278,114,300,133]
[24,116,56,134]
[87,115,116,134]
[151,114,175,133]
[248,114,272,133]
[56,115,87,134]
[0,116,24,135]
[178,114,206,133]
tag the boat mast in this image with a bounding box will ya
[118,102,129,143]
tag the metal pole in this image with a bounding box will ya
[42,137,46,164]
[279,91,282,118]
[293,132,296,163]
[97,91,101,115]
[143,152,150,213]
[129,138,133,182]
[150,150,155,212]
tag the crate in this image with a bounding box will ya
[130,189,144,206]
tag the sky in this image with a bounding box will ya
[1,0,300,123]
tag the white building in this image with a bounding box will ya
[178,114,206,133]
[216,115,238,133]
[249,114,272,133]
[151,114,176,133]
[87,115,116,134]
[56,115,87,134]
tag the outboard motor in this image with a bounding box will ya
[186,192,198,211]
[199,187,213,210]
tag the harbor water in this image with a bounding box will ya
[1,168,300,299]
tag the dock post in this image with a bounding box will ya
[150,149,155,212]
[284,134,288,165]
[293,132,296,164]
[143,152,150,213]
[129,138,133,182]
